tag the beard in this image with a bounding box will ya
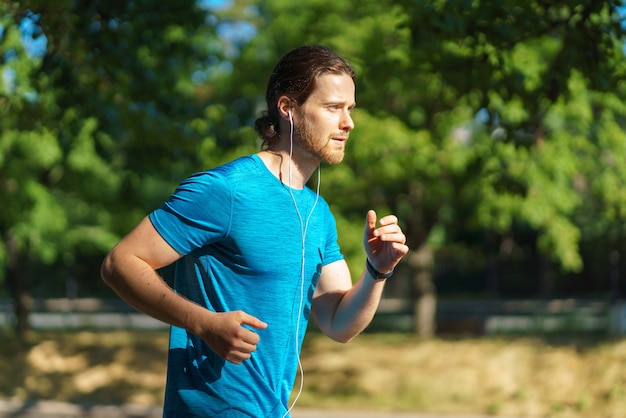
[293,115,346,165]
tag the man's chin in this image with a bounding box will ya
[323,154,345,165]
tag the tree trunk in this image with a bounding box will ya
[6,235,32,340]
[539,257,555,298]
[408,245,436,337]
[610,250,620,303]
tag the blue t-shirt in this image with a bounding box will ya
[149,155,344,417]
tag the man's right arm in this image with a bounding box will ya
[100,216,267,363]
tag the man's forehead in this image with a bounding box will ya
[309,73,355,102]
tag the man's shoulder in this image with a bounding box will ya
[183,155,258,185]
[209,154,260,177]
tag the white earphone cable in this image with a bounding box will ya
[281,110,320,418]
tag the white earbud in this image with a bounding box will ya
[288,109,292,123]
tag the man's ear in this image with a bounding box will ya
[277,96,293,121]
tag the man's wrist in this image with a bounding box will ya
[366,258,394,280]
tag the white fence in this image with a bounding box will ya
[373,298,616,335]
[0,298,623,335]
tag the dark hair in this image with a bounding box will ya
[254,45,356,148]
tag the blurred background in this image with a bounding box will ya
[3,1,626,417]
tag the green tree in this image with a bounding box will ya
[0,0,226,337]
[398,0,626,305]
[4,0,626,340]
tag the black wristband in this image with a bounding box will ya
[366,258,394,280]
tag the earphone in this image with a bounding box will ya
[280,105,321,418]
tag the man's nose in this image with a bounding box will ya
[340,110,354,131]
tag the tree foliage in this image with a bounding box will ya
[0,0,235,334]
[2,0,626,336]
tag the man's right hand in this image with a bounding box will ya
[198,310,268,364]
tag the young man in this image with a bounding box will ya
[101,45,408,417]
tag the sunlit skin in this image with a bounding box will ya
[290,73,356,167]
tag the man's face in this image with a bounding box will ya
[293,73,356,165]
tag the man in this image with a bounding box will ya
[101,45,409,417]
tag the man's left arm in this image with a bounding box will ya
[311,210,409,342]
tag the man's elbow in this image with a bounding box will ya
[332,334,356,344]
[99,250,118,287]
[326,329,360,344]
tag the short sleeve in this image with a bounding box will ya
[149,171,232,255]
[322,205,344,266]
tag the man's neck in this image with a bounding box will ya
[257,149,318,189]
